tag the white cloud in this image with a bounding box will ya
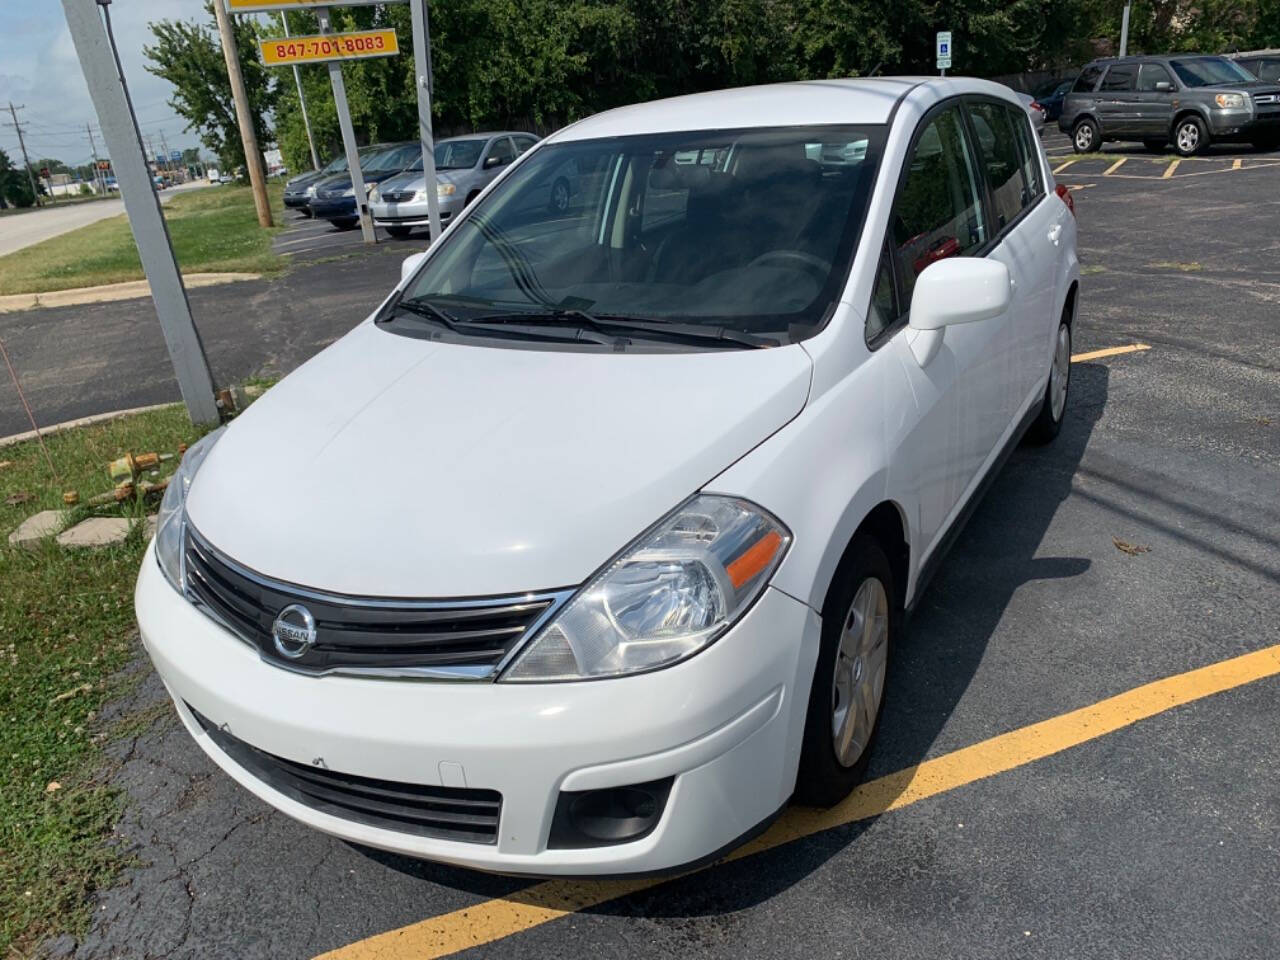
[1,0,217,165]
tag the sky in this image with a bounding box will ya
[0,0,213,169]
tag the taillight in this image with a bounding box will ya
[1055,183,1076,217]
[1030,100,1044,112]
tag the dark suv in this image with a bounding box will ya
[1060,54,1280,155]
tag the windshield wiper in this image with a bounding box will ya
[392,296,462,332]
[464,310,780,349]
[391,298,621,346]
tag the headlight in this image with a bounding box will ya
[368,184,381,203]
[341,185,355,197]
[1215,92,1248,109]
[305,184,317,197]
[502,496,790,682]
[154,428,224,592]
[436,182,456,198]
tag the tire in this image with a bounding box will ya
[794,534,897,807]
[1072,118,1100,153]
[386,226,412,239]
[1250,135,1280,152]
[331,217,359,231]
[1025,316,1071,445]
[1173,115,1208,157]
[548,177,571,214]
[464,191,480,207]
[1142,139,1166,153]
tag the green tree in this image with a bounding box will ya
[144,1,277,172]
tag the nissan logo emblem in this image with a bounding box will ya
[272,604,317,659]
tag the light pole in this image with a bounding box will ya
[1119,1,1132,58]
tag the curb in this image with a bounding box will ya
[0,272,262,314]
[0,402,179,449]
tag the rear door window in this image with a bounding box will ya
[1010,108,1044,202]
[1073,65,1104,92]
[889,106,989,311]
[1102,65,1138,91]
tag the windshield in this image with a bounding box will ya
[1169,56,1255,87]
[364,144,418,173]
[436,139,486,169]
[394,125,885,344]
[320,154,347,174]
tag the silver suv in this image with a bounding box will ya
[1059,54,1280,156]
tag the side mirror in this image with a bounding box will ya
[401,251,428,283]
[483,155,503,169]
[1154,81,1174,93]
[905,257,1011,365]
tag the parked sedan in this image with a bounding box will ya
[1032,77,1076,121]
[309,142,422,229]
[137,77,1077,876]
[283,154,348,215]
[370,132,539,238]
[1233,51,1280,83]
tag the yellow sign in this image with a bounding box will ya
[259,29,399,66]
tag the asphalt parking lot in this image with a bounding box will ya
[25,131,1280,959]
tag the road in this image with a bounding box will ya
[0,181,208,258]
[23,132,1280,959]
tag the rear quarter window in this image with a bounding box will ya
[1073,65,1104,92]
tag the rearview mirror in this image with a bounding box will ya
[483,155,504,169]
[401,251,428,283]
[906,257,1012,365]
[1154,81,1174,93]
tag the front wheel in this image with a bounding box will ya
[1073,118,1100,153]
[330,217,359,231]
[1026,319,1071,445]
[1173,116,1208,156]
[386,226,412,239]
[794,534,896,806]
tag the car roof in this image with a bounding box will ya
[547,77,1018,142]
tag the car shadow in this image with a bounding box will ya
[355,362,1111,914]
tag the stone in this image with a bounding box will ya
[7,509,64,547]
[55,515,154,549]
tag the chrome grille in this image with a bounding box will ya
[190,706,502,843]
[382,190,416,203]
[182,525,570,679]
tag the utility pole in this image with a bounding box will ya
[1119,1,1132,58]
[60,0,219,425]
[409,0,442,241]
[212,0,273,226]
[280,11,320,171]
[86,122,104,193]
[317,6,374,243]
[159,129,171,172]
[5,102,43,207]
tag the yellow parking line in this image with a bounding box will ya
[1052,157,1079,174]
[1103,157,1127,175]
[1071,343,1151,362]
[1162,159,1181,179]
[316,641,1280,960]
[1233,158,1243,170]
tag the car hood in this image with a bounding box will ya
[378,169,466,193]
[186,323,813,597]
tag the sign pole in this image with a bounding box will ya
[59,0,219,425]
[316,7,375,244]
[280,11,321,171]
[409,0,442,241]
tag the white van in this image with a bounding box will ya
[137,77,1079,875]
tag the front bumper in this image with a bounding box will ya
[135,543,821,875]
[1207,108,1280,139]
[371,196,463,227]
[283,194,311,209]
[309,196,357,220]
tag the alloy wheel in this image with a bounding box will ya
[1075,124,1094,151]
[1050,323,1071,422]
[1177,122,1200,154]
[831,577,889,768]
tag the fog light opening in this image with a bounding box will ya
[548,777,674,849]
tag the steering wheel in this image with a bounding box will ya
[747,249,830,284]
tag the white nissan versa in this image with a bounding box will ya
[136,77,1078,874]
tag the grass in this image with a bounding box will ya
[0,183,287,296]
[1147,260,1203,272]
[0,405,205,956]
